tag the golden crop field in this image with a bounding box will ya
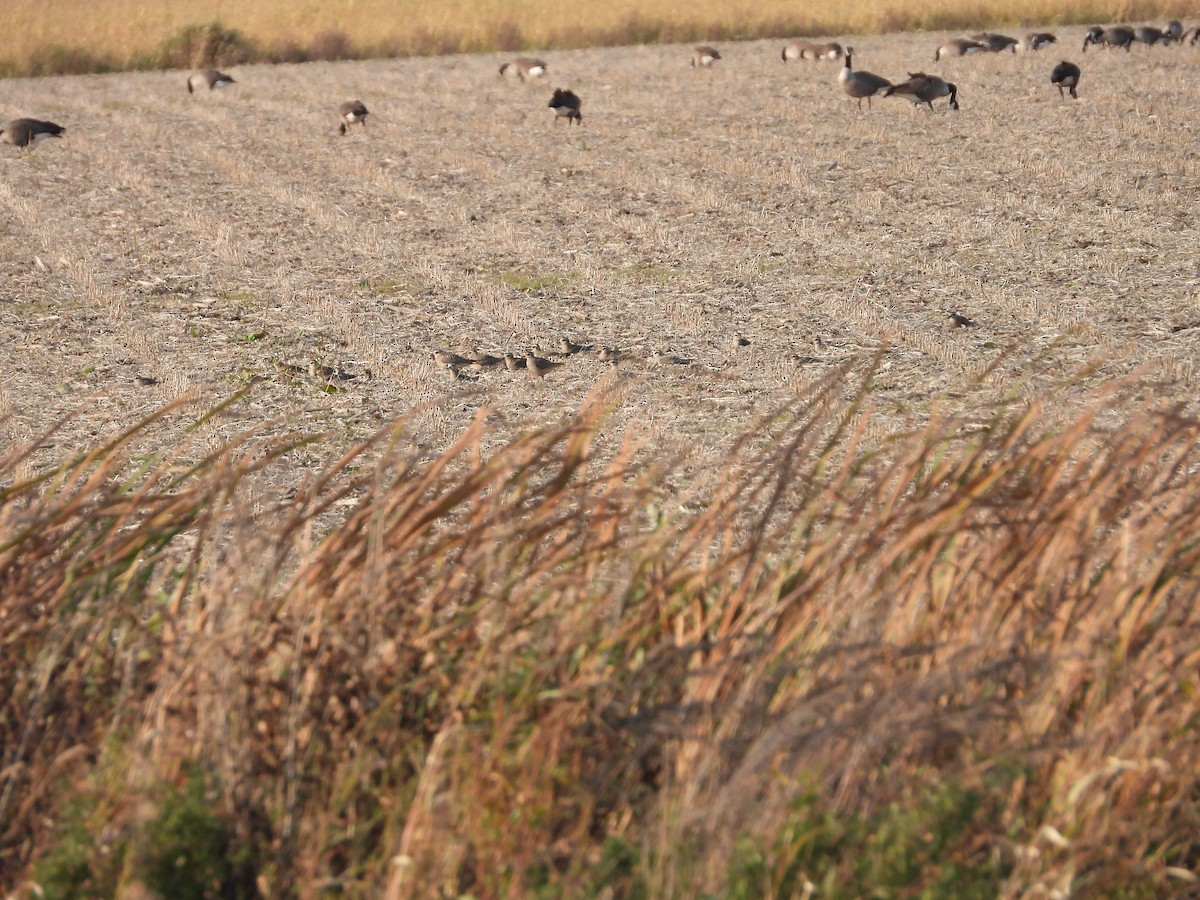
[2,25,1200,897]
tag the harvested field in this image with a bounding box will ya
[4,29,1200,896]
[3,27,1199,476]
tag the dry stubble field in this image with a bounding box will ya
[3,27,1200,479]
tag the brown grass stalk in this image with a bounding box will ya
[3,374,1199,896]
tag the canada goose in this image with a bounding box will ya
[0,118,65,148]
[838,48,892,110]
[691,46,721,68]
[884,73,959,110]
[187,69,235,93]
[1019,32,1058,51]
[781,40,843,61]
[934,38,988,60]
[1184,26,1200,45]
[1082,26,1134,51]
[971,32,1019,52]
[1133,26,1167,47]
[1050,60,1081,98]
[1164,20,1183,42]
[548,88,582,125]
[499,57,547,81]
[525,352,562,377]
[337,100,368,135]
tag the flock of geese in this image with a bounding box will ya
[3,20,1198,150]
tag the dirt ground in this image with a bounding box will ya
[2,28,1199,485]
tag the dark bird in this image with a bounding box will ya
[1051,61,1081,99]
[187,68,236,93]
[934,38,988,60]
[971,32,1019,52]
[0,118,65,148]
[1082,26,1134,52]
[838,48,892,110]
[1019,32,1058,51]
[1132,26,1168,47]
[548,88,582,125]
[337,100,369,134]
[691,46,722,67]
[499,57,547,81]
[884,72,959,110]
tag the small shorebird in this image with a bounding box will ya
[337,100,369,134]
[526,352,563,377]
[1,118,65,148]
[188,69,236,93]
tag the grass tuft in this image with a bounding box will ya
[3,375,1199,895]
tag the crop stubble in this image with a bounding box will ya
[1,29,1198,479]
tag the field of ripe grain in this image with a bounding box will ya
[3,28,1200,478]
[2,0,1197,74]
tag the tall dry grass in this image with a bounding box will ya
[2,367,1199,896]
[2,0,1196,75]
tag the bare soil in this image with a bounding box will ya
[2,29,1199,484]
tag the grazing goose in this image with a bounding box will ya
[1050,60,1081,98]
[691,46,722,67]
[782,40,843,61]
[972,32,1019,52]
[884,73,959,110]
[1,118,65,148]
[548,88,582,125]
[1165,20,1183,42]
[1082,26,1134,51]
[187,68,235,93]
[337,100,368,134]
[1133,26,1167,47]
[1019,32,1058,51]
[499,57,548,81]
[934,38,988,60]
[1185,26,1200,45]
[838,48,892,110]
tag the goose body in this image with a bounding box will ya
[548,88,582,125]
[1165,20,1183,42]
[972,32,1019,52]
[838,49,892,110]
[1019,32,1058,51]
[337,100,369,134]
[1050,60,1081,99]
[499,57,547,81]
[935,38,988,60]
[0,118,65,148]
[1083,26,1134,51]
[884,73,959,110]
[1133,26,1167,46]
[691,46,722,67]
[187,68,235,93]
[782,40,843,61]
